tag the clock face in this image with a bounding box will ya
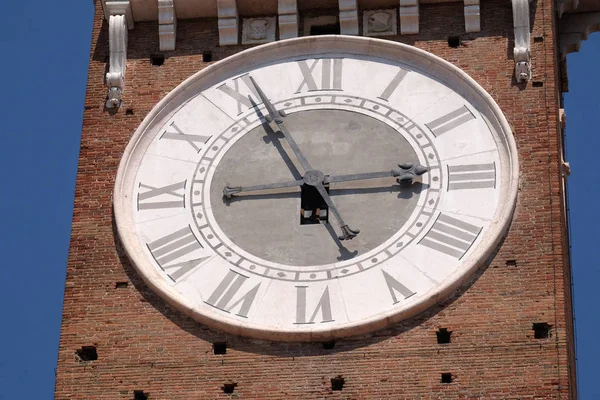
[114,36,518,341]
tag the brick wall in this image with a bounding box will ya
[54,0,576,398]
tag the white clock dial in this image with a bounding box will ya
[114,36,518,341]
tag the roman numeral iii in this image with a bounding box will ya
[137,180,186,210]
[295,58,343,92]
[425,105,475,137]
[447,163,496,190]
[419,214,482,259]
[147,226,209,281]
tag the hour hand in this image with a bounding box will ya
[324,163,429,184]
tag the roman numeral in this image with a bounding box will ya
[295,58,343,93]
[137,180,186,210]
[147,226,209,281]
[216,74,261,115]
[447,163,496,190]
[378,69,409,101]
[425,105,475,137]
[420,214,482,258]
[205,269,261,318]
[160,121,212,152]
[295,285,334,324]
[382,270,415,304]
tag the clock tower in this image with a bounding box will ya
[56,0,594,398]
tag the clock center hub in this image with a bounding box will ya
[303,170,325,186]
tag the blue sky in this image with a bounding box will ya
[0,1,598,398]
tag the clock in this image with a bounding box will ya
[114,36,518,341]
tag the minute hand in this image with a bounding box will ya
[248,76,313,173]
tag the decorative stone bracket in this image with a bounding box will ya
[278,0,298,39]
[399,0,419,34]
[512,0,532,82]
[159,0,177,51]
[464,0,481,33]
[218,0,239,46]
[339,0,359,35]
[105,1,134,109]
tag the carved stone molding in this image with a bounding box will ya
[278,0,298,39]
[104,1,134,29]
[105,1,133,109]
[511,0,532,82]
[218,0,239,46]
[339,0,359,35]
[242,17,277,44]
[464,0,481,33]
[364,9,397,37]
[158,0,177,51]
[559,13,600,57]
[399,0,419,34]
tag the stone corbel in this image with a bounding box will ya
[511,0,532,82]
[399,0,419,34]
[464,0,481,33]
[218,0,239,46]
[105,1,134,109]
[339,0,359,35]
[158,0,177,51]
[278,0,298,40]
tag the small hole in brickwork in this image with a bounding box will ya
[203,52,212,62]
[506,260,517,267]
[115,281,129,288]
[133,391,148,400]
[331,376,345,391]
[532,81,544,87]
[448,36,461,48]
[151,54,165,66]
[436,328,452,344]
[532,322,551,339]
[126,108,134,116]
[222,382,237,394]
[322,340,336,350]
[441,373,453,383]
[76,346,98,361]
[534,36,544,42]
[311,23,341,35]
[213,342,227,355]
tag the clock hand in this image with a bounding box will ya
[223,179,304,199]
[313,182,359,241]
[324,163,429,184]
[223,164,428,199]
[248,76,314,173]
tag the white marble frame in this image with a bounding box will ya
[158,0,177,51]
[114,36,519,341]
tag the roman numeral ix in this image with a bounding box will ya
[137,180,186,210]
[419,213,482,259]
[147,226,209,281]
[447,163,496,190]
